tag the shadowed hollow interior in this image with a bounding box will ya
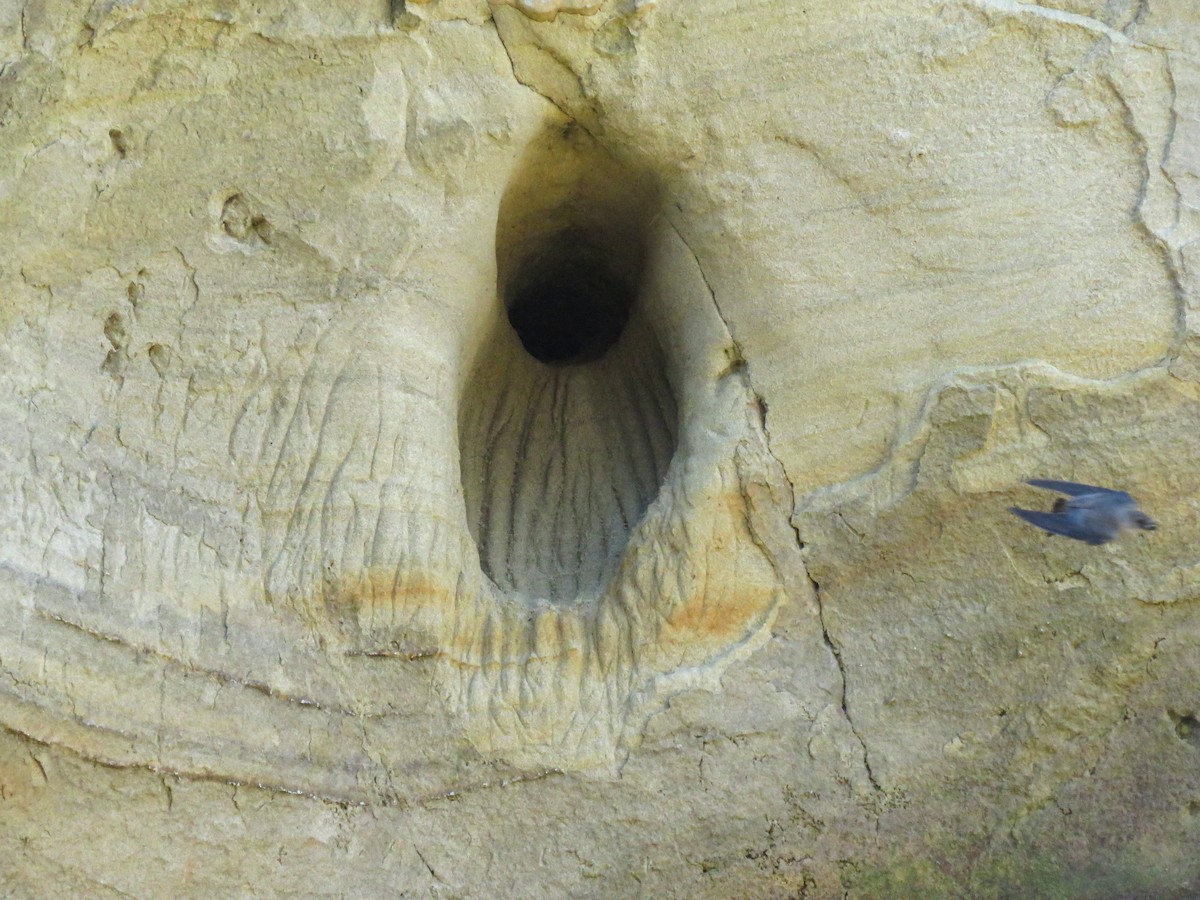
[506,235,633,365]
[459,125,678,603]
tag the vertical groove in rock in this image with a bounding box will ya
[461,314,676,602]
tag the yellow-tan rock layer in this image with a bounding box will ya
[1,0,1199,895]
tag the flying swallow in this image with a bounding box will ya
[1009,479,1157,545]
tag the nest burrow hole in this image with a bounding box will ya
[459,125,679,603]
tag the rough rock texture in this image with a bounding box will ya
[1,0,1199,896]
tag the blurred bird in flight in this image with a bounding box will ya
[1010,479,1156,546]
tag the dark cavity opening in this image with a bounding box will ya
[505,235,634,365]
[459,120,676,603]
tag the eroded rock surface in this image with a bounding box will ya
[2,0,1199,895]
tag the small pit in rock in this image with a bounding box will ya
[1170,710,1200,748]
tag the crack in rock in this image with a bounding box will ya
[665,213,883,794]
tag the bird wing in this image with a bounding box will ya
[1067,491,1135,511]
[1009,506,1111,545]
[1026,479,1128,500]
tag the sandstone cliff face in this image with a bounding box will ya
[1,0,1198,896]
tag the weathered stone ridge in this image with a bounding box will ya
[1,0,1199,896]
